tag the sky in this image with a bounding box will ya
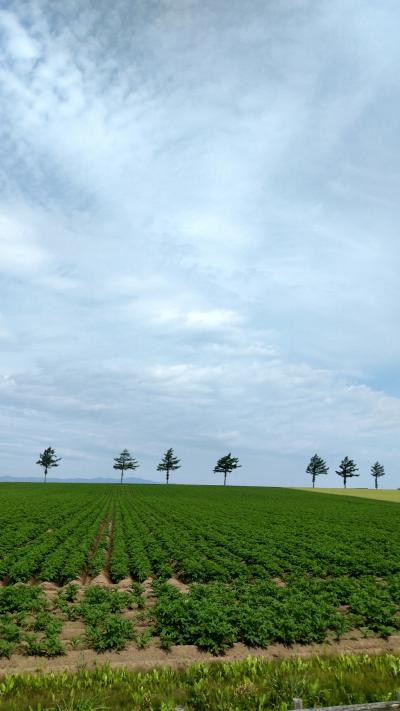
[0,0,399,487]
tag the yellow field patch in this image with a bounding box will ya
[295,488,400,503]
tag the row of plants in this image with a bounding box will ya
[3,485,400,586]
[0,585,64,659]
[0,583,148,659]
[0,495,110,583]
[3,485,400,656]
[3,573,400,660]
[152,574,400,653]
[0,485,97,557]
[115,486,400,582]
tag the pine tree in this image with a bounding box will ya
[371,461,385,489]
[157,448,181,484]
[335,456,359,489]
[36,447,61,483]
[306,453,329,488]
[113,449,139,484]
[213,452,241,486]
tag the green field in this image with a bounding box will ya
[297,487,400,503]
[2,483,400,662]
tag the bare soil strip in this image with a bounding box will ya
[1,634,400,676]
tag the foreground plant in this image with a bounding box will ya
[1,654,400,710]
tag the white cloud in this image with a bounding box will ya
[0,10,39,61]
[0,0,399,483]
[156,307,241,330]
[0,213,48,274]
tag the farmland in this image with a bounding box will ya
[297,488,400,503]
[1,484,400,665]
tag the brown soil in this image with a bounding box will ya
[89,571,113,587]
[167,577,190,593]
[40,581,61,600]
[1,634,400,676]
[60,620,86,642]
[142,577,156,607]
[117,576,135,589]
[69,577,84,587]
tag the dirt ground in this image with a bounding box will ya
[1,633,400,676]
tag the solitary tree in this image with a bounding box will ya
[36,447,61,483]
[371,461,385,489]
[113,449,139,484]
[213,452,241,486]
[335,456,359,488]
[306,453,329,488]
[157,448,181,484]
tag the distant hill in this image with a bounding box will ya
[0,476,156,484]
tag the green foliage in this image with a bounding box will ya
[112,448,139,483]
[1,655,400,710]
[152,577,360,653]
[86,613,134,652]
[336,456,359,488]
[136,628,153,648]
[22,632,65,657]
[371,461,386,489]
[77,586,138,652]
[157,447,181,484]
[213,452,241,485]
[306,453,328,487]
[109,510,129,582]
[3,484,400,658]
[36,446,61,482]
[0,640,14,658]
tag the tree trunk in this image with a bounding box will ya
[344,477,347,489]
[224,472,227,486]
[166,471,169,484]
[375,476,378,489]
[120,469,123,484]
[312,475,315,489]
[44,467,47,483]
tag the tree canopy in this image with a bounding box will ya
[335,456,359,489]
[36,447,61,483]
[157,448,181,484]
[213,452,241,486]
[371,461,385,489]
[306,453,329,488]
[113,449,139,483]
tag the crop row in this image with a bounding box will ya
[0,487,112,584]
[102,486,400,586]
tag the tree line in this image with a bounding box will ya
[35,446,387,489]
[306,453,386,489]
[36,447,240,485]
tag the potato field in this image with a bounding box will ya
[1,484,400,660]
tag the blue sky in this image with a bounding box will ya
[0,0,399,486]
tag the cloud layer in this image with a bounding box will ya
[1,0,400,486]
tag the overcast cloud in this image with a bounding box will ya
[0,0,399,486]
